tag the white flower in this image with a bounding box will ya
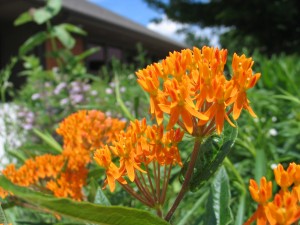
[120,87,126,93]
[128,74,135,79]
[109,82,116,88]
[105,88,113,95]
[271,116,277,122]
[269,128,278,136]
[90,90,98,96]
[271,163,278,170]
[44,82,51,87]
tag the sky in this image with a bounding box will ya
[88,0,162,26]
[87,0,220,46]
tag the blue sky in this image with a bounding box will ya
[87,0,220,46]
[88,0,162,26]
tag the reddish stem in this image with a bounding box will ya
[164,139,202,221]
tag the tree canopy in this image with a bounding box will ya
[144,0,300,55]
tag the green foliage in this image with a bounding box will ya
[180,118,238,192]
[14,0,61,26]
[2,0,300,224]
[0,176,168,225]
[144,0,300,54]
[0,57,18,101]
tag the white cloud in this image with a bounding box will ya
[147,15,222,47]
[147,15,186,43]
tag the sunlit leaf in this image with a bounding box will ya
[0,176,168,225]
[14,11,33,26]
[53,25,75,49]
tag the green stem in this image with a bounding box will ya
[115,73,135,121]
[164,138,202,221]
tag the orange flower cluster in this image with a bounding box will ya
[245,163,300,225]
[94,118,184,198]
[136,46,260,135]
[0,110,126,200]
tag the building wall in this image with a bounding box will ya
[45,36,85,69]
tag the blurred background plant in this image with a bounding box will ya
[0,0,300,224]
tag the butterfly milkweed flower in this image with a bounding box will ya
[136,46,260,136]
[94,118,184,208]
[245,163,300,225]
[0,110,126,201]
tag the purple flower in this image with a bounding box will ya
[31,93,41,100]
[54,82,67,95]
[60,98,69,106]
[70,94,84,104]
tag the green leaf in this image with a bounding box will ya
[14,11,33,26]
[33,8,53,24]
[234,194,246,225]
[61,23,87,36]
[75,47,100,62]
[0,204,9,225]
[32,128,62,154]
[177,191,209,225]
[32,0,62,24]
[6,149,27,163]
[0,176,168,225]
[86,178,110,206]
[203,190,217,225]
[19,31,48,56]
[53,25,75,49]
[181,118,238,192]
[203,166,233,225]
[47,0,62,14]
[94,187,111,206]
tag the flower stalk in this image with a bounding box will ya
[165,138,202,221]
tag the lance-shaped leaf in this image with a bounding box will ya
[0,204,9,225]
[0,176,168,225]
[203,166,233,225]
[19,31,48,56]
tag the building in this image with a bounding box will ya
[0,0,187,87]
